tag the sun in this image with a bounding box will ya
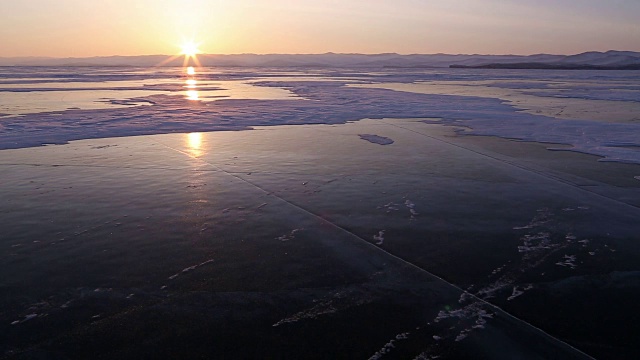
[154,40,203,68]
[181,41,201,57]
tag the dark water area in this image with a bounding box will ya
[1,119,639,359]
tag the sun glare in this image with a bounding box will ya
[186,66,196,75]
[186,90,200,101]
[186,132,203,157]
[155,40,203,68]
[181,41,201,57]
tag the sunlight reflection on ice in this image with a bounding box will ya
[186,132,203,157]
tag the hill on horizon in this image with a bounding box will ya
[1,50,639,69]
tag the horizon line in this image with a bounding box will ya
[1,49,638,60]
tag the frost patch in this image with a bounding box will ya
[556,255,577,269]
[273,290,370,327]
[277,228,302,242]
[11,313,38,325]
[507,285,534,301]
[379,202,400,213]
[373,230,385,245]
[168,259,214,280]
[368,332,410,360]
[405,200,419,217]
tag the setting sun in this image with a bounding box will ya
[181,41,201,57]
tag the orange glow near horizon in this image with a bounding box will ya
[2,1,640,58]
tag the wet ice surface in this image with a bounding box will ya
[359,134,395,145]
[1,68,640,359]
[2,67,640,167]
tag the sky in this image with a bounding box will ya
[1,0,639,57]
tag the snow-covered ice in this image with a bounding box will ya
[2,67,640,167]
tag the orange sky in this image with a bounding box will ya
[1,0,639,57]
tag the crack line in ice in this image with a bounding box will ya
[154,139,596,359]
[422,206,606,357]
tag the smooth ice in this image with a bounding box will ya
[2,117,640,358]
[1,67,640,359]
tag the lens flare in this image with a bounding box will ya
[181,42,200,57]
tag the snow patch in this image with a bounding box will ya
[373,230,385,245]
[168,259,214,280]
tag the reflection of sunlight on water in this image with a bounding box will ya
[186,90,200,101]
[184,67,200,101]
[187,132,203,157]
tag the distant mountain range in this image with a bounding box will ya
[450,50,640,70]
[1,50,639,69]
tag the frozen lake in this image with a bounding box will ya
[1,67,640,359]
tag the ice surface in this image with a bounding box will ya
[1,67,637,359]
[358,134,394,145]
[1,67,640,167]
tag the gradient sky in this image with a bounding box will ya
[1,0,639,57]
